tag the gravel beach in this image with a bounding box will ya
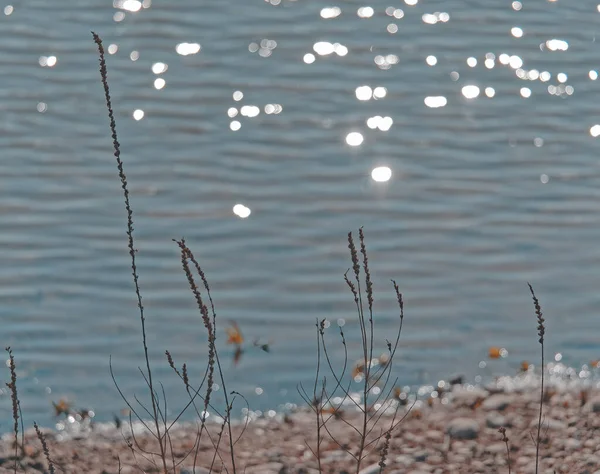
[1,368,600,474]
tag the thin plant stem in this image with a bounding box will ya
[528,282,545,474]
[5,347,19,474]
[498,427,512,474]
[92,31,168,473]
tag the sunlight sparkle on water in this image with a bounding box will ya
[227,107,238,118]
[154,78,165,90]
[311,42,348,57]
[424,96,447,108]
[509,55,523,69]
[233,204,251,218]
[462,85,480,99]
[374,54,398,70]
[175,43,201,56]
[590,70,598,80]
[108,44,118,54]
[467,57,477,67]
[151,62,167,74]
[240,105,260,118]
[130,51,139,61]
[4,5,13,15]
[426,55,437,66]
[334,43,348,56]
[115,0,142,12]
[233,91,243,101]
[540,174,549,184]
[378,116,393,131]
[133,109,144,120]
[540,71,551,81]
[346,132,364,146]
[520,87,531,98]
[313,42,334,55]
[365,116,393,131]
[372,167,392,182]
[264,104,283,114]
[230,121,241,131]
[485,87,495,98]
[39,56,57,67]
[303,53,315,64]
[590,125,600,137]
[357,7,374,18]
[320,7,341,18]
[385,7,404,18]
[387,24,398,34]
[373,87,387,99]
[546,39,568,51]
[512,1,522,10]
[356,86,372,101]
[557,72,567,83]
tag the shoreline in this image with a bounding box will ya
[1,366,600,473]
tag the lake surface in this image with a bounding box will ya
[1,0,600,431]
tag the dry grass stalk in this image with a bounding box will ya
[498,427,511,474]
[34,422,56,474]
[93,31,243,473]
[299,229,407,474]
[173,238,242,473]
[527,282,545,474]
[92,31,171,472]
[5,346,24,473]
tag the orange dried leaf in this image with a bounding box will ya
[488,347,501,359]
[226,322,244,345]
[52,399,71,416]
[352,361,365,378]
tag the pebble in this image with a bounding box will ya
[358,463,381,474]
[1,374,599,474]
[485,413,506,428]
[585,396,600,413]
[482,394,512,411]
[447,418,480,439]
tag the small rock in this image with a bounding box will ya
[585,396,600,413]
[486,413,506,428]
[485,442,507,454]
[452,387,488,407]
[395,454,414,467]
[413,450,429,462]
[180,468,210,474]
[530,417,567,431]
[425,429,444,442]
[244,462,284,474]
[482,394,513,411]
[447,418,480,439]
[564,438,582,450]
[358,463,381,474]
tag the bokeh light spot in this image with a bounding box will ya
[371,166,392,182]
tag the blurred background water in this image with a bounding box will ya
[1,0,600,431]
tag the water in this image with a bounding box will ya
[1,0,600,431]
